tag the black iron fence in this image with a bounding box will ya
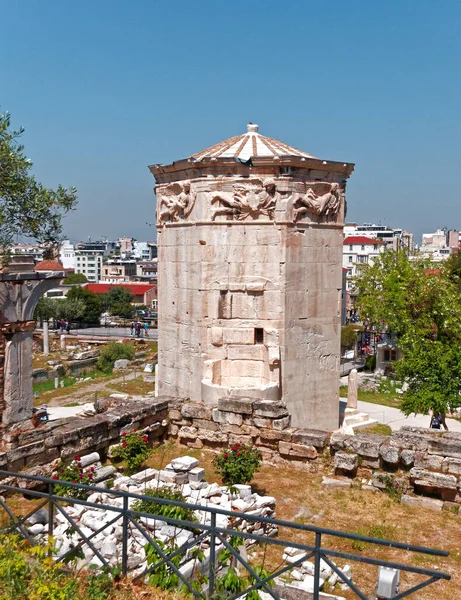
[0,471,451,600]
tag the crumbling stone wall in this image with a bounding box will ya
[169,398,461,511]
[0,333,5,418]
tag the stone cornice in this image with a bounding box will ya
[149,156,355,183]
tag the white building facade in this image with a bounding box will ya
[343,236,385,292]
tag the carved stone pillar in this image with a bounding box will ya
[0,257,64,426]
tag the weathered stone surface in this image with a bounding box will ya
[159,469,188,484]
[259,428,293,442]
[181,404,212,420]
[428,437,461,459]
[273,415,291,431]
[291,429,329,449]
[253,401,288,419]
[442,457,461,475]
[130,468,159,483]
[372,472,390,490]
[93,465,116,483]
[74,350,100,360]
[192,418,218,431]
[401,495,443,511]
[321,476,351,489]
[379,443,400,465]
[217,398,253,415]
[414,452,443,471]
[188,467,205,482]
[178,426,198,441]
[113,359,130,370]
[79,452,100,468]
[410,468,457,490]
[344,433,386,458]
[279,442,318,459]
[400,449,415,467]
[198,430,228,443]
[334,451,358,472]
[171,456,200,471]
[329,431,351,452]
[390,431,431,451]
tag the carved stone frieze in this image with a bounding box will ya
[293,182,341,222]
[156,180,196,226]
[211,178,279,221]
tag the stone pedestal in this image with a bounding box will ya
[0,258,64,426]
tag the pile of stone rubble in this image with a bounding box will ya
[279,546,352,597]
[25,452,277,579]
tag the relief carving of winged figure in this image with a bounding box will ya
[157,180,196,225]
[293,183,341,221]
[211,179,278,221]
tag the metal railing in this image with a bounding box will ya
[0,470,451,600]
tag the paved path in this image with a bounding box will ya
[356,400,461,432]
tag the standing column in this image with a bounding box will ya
[43,321,50,355]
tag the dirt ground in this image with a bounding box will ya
[145,443,460,600]
[2,442,459,599]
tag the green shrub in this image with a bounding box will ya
[53,457,95,500]
[0,535,127,600]
[97,341,135,372]
[132,487,197,526]
[364,354,376,372]
[110,430,151,473]
[213,443,263,485]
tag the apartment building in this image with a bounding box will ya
[343,236,385,293]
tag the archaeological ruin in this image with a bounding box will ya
[149,124,354,430]
[0,256,64,428]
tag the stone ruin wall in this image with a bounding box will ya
[2,394,461,512]
[167,398,461,512]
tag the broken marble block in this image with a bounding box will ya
[188,467,205,482]
[170,456,200,472]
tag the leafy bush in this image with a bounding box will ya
[341,324,359,350]
[97,341,135,372]
[132,487,197,526]
[213,443,263,485]
[53,457,96,500]
[364,354,376,372]
[110,430,150,473]
[0,535,129,600]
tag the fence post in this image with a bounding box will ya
[208,512,216,597]
[313,531,322,600]
[122,496,129,574]
[48,482,54,556]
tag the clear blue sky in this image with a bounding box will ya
[2,0,460,243]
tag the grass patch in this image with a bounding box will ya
[340,385,401,408]
[33,376,77,395]
[351,522,398,551]
[361,423,392,436]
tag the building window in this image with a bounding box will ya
[361,245,365,251]
[384,349,397,362]
[349,244,353,251]
[373,245,378,250]
[348,256,353,263]
[254,328,264,344]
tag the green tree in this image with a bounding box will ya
[62,272,88,284]
[341,324,360,350]
[355,250,461,417]
[102,287,134,317]
[66,286,102,323]
[54,298,86,322]
[34,297,57,323]
[0,111,77,259]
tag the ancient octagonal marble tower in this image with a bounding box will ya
[149,124,354,430]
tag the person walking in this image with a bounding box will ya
[130,321,135,336]
[144,321,149,337]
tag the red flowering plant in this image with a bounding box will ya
[111,429,151,474]
[213,443,263,485]
[52,457,95,500]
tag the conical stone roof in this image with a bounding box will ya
[190,123,318,162]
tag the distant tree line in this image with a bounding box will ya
[35,286,143,325]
